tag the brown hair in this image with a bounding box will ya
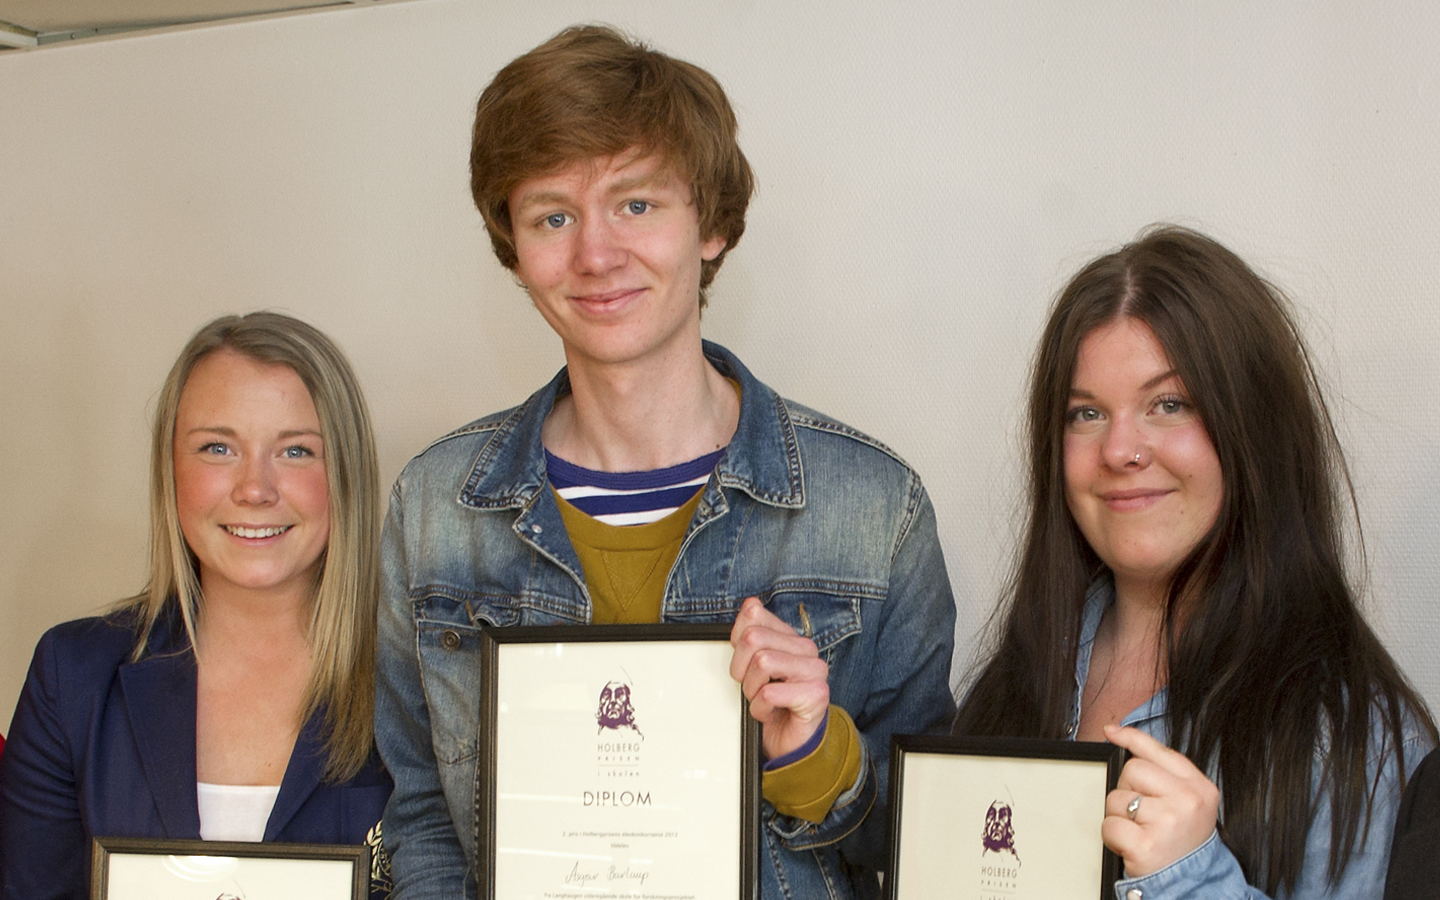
[119,311,381,782]
[469,24,754,306]
[954,225,1435,893]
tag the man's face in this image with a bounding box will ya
[507,150,726,371]
[984,803,1011,842]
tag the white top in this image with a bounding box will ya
[196,782,282,842]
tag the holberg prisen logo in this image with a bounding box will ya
[596,679,643,738]
[592,675,646,798]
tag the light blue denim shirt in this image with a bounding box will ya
[1072,579,1432,900]
[374,342,957,900]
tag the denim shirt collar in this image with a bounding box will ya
[456,340,805,510]
[1070,574,1168,737]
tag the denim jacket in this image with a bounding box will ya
[1072,579,1432,900]
[375,342,957,900]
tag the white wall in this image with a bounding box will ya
[2,0,1438,725]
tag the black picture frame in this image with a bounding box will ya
[91,836,369,900]
[886,735,1125,900]
[477,623,760,899]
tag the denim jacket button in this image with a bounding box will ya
[1125,889,1143,900]
[441,630,462,650]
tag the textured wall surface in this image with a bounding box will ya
[2,0,1438,724]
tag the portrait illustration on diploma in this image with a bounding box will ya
[886,737,1120,900]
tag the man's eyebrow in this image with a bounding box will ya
[512,170,683,213]
[604,170,670,195]
[511,189,570,212]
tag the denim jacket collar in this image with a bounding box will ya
[456,340,804,511]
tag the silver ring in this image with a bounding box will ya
[1126,794,1142,820]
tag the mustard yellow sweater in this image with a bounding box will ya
[555,489,861,822]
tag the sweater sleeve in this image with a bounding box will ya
[761,705,862,823]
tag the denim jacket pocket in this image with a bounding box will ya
[758,585,878,858]
[762,584,865,655]
[414,592,522,766]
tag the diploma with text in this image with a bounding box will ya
[478,625,760,900]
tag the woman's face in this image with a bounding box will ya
[1063,317,1224,598]
[173,349,330,605]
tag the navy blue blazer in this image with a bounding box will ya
[0,610,392,900]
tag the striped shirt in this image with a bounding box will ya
[545,448,725,526]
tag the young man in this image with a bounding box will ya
[375,25,956,899]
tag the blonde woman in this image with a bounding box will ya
[0,312,390,899]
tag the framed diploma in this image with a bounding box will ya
[91,836,369,900]
[478,624,761,900]
[885,735,1124,900]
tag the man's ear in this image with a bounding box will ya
[701,234,727,261]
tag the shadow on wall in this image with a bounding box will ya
[1,303,153,725]
[1389,453,1440,715]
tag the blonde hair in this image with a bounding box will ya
[121,311,380,782]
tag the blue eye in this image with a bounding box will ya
[626,200,650,215]
[543,212,571,229]
[283,445,314,459]
[1155,397,1188,415]
[199,442,231,456]
[1066,406,1100,424]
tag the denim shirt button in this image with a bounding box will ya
[440,630,462,651]
[530,523,542,534]
[1125,889,1143,900]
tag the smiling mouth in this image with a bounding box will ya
[574,288,642,305]
[223,525,292,538]
[1099,489,1173,511]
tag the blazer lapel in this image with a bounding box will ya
[118,649,202,838]
[264,708,327,839]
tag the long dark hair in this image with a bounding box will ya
[954,226,1435,893]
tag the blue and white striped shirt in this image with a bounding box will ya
[545,448,725,526]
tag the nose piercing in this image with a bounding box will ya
[1131,452,1141,465]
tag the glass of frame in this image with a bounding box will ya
[477,623,760,900]
[90,836,369,900]
[886,735,1125,900]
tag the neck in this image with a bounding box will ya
[1107,574,1170,660]
[544,340,738,471]
[194,582,313,659]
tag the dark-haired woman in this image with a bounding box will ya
[0,313,391,899]
[954,226,1435,898]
